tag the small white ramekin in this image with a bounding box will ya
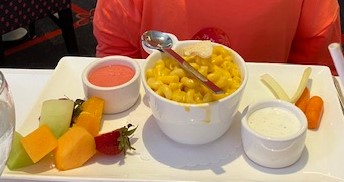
[241,99,307,168]
[82,56,141,114]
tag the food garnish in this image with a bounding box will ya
[295,87,310,113]
[95,124,137,155]
[304,96,324,129]
[20,125,58,163]
[73,97,104,136]
[260,67,312,103]
[289,67,312,103]
[260,73,291,102]
[39,99,75,138]
[261,67,324,130]
[295,90,324,130]
[183,40,213,58]
[6,132,34,170]
[72,98,85,124]
[6,96,135,171]
[55,126,96,171]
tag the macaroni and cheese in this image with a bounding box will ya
[146,45,242,104]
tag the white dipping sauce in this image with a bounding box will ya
[247,107,301,138]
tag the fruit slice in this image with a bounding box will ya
[74,112,100,136]
[74,97,104,136]
[79,96,104,119]
[95,124,136,155]
[6,131,34,170]
[20,125,58,163]
[55,126,96,171]
[39,99,74,138]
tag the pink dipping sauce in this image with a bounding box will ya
[88,65,135,87]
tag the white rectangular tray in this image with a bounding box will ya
[3,56,344,181]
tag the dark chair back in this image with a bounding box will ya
[0,0,79,58]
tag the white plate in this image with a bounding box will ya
[2,56,344,181]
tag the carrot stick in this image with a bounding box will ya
[305,96,324,129]
[295,87,310,113]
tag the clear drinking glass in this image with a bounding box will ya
[0,71,15,175]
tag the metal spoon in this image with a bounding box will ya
[141,30,224,94]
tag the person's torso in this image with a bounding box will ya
[139,0,304,62]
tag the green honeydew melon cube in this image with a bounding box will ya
[6,131,34,170]
[39,99,74,138]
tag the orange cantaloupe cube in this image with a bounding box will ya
[20,125,57,163]
[81,96,104,118]
[74,112,99,136]
[74,96,104,136]
[55,126,96,171]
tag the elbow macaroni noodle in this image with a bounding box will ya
[146,45,242,104]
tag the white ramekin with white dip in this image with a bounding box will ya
[241,99,307,168]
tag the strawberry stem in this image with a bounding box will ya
[118,124,137,154]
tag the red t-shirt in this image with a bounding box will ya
[93,0,341,75]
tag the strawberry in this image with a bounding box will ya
[94,124,137,155]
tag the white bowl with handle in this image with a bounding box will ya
[142,39,248,145]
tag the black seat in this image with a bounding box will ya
[0,0,79,59]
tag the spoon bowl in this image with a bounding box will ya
[141,30,173,50]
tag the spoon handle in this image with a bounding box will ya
[163,48,224,94]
